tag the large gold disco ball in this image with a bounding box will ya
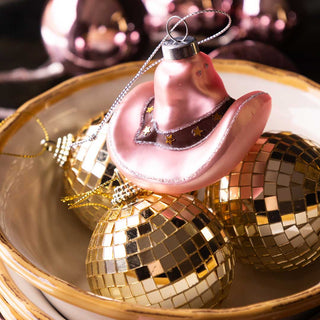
[205,132,320,271]
[86,192,235,308]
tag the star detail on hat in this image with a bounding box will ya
[142,126,151,136]
[166,134,175,145]
[146,106,154,113]
[191,126,203,137]
[213,113,222,121]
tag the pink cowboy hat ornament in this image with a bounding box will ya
[107,14,272,194]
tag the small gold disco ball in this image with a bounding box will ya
[86,192,235,308]
[205,132,320,271]
[64,113,116,230]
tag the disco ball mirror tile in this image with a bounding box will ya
[64,113,116,230]
[205,132,320,271]
[86,193,235,308]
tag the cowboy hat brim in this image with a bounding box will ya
[108,81,271,194]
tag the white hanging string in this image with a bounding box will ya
[71,9,231,148]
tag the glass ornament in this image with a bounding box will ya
[232,0,298,44]
[107,29,271,194]
[0,111,116,231]
[0,0,148,83]
[205,132,320,271]
[209,40,297,72]
[41,0,148,74]
[63,113,116,230]
[86,186,235,308]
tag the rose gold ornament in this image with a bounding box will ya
[0,0,148,82]
[41,0,147,74]
[209,40,297,72]
[232,0,298,43]
[205,132,320,271]
[86,186,235,308]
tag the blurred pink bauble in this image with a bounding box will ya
[41,0,147,74]
[210,40,297,71]
[142,0,233,42]
[232,0,298,43]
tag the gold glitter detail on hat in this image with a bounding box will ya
[205,132,320,271]
[213,113,222,122]
[86,193,235,308]
[146,106,154,113]
[192,126,203,137]
[165,134,175,145]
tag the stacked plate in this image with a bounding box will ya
[0,60,320,319]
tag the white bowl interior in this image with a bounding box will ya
[0,66,320,310]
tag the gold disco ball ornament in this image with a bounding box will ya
[205,132,320,271]
[86,182,235,308]
[63,113,116,230]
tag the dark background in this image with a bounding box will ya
[0,0,319,111]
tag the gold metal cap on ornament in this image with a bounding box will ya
[41,133,74,167]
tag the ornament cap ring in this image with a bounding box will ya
[162,35,199,60]
[165,15,189,43]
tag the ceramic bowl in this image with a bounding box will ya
[0,60,320,320]
[0,260,65,320]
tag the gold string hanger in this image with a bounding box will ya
[0,111,74,166]
[0,113,49,158]
[61,169,147,210]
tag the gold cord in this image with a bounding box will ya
[61,179,116,209]
[65,202,112,210]
[0,114,50,158]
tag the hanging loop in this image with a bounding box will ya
[166,15,189,43]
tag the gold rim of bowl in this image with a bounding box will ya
[0,260,55,320]
[0,59,320,319]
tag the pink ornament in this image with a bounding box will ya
[41,0,147,74]
[232,0,298,43]
[210,40,297,72]
[108,37,271,194]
